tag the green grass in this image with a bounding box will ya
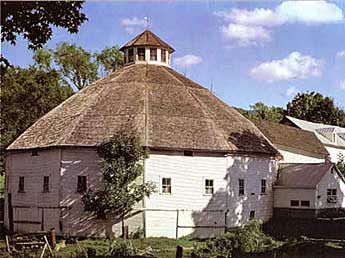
[0,174,4,197]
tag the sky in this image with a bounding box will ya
[2,0,345,109]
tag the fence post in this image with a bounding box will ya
[176,209,179,239]
[176,245,183,258]
[224,209,229,233]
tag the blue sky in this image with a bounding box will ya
[2,1,345,109]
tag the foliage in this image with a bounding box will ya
[191,220,280,258]
[0,174,4,196]
[109,238,136,257]
[287,92,345,127]
[95,46,124,76]
[249,102,286,123]
[337,153,345,177]
[0,66,73,175]
[1,1,86,50]
[82,130,155,219]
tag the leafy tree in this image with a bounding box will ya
[287,92,345,127]
[1,1,86,50]
[0,66,73,175]
[250,102,286,123]
[95,46,124,76]
[82,130,155,226]
[337,153,345,177]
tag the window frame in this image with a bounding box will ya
[161,177,172,194]
[261,179,266,194]
[290,200,299,207]
[249,210,255,220]
[138,48,145,61]
[77,175,87,193]
[43,176,50,193]
[161,49,166,63]
[301,200,310,207]
[327,188,337,203]
[150,48,157,61]
[18,176,25,193]
[128,48,134,63]
[238,178,245,196]
[204,178,214,195]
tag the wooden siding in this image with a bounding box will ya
[274,188,316,209]
[275,144,326,164]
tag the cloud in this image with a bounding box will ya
[120,17,146,34]
[250,52,323,82]
[286,86,299,97]
[173,55,202,68]
[340,80,345,90]
[214,1,344,47]
[336,50,345,58]
[221,23,271,47]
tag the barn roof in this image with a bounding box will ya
[120,30,174,52]
[252,119,329,156]
[8,64,278,155]
[275,163,337,189]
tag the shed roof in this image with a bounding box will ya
[8,64,278,156]
[252,119,329,156]
[120,30,174,52]
[276,163,336,189]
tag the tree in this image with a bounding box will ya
[95,46,124,76]
[0,66,73,175]
[249,102,285,123]
[1,1,87,50]
[82,130,155,230]
[287,92,345,127]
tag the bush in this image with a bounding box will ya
[109,238,136,257]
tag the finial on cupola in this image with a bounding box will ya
[120,29,174,67]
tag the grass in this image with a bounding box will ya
[0,174,4,197]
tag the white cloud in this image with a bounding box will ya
[250,52,323,82]
[173,55,202,68]
[286,86,299,97]
[120,17,146,34]
[336,51,345,58]
[340,80,345,90]
[221,23,271,47]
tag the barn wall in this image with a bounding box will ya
[273,188,316,209]
[60,148,144,237]
[316,167,345,209]
[144,153,277,238]
[326,146,345,163]
[275,144,325,164]
[4,149,61,233]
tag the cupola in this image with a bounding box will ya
[120,30,174,67]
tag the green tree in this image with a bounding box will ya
[0,66,73,175]
[95,46,124,76]
[250,102,286,123]
[287,92,345,127]
[82,130,155,228]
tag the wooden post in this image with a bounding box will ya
[50,228,57,248]
[224,209,229,233]
[176,245,183,258]
[8,193,13,236]
[176,210,179,239]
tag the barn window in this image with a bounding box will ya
[205,179,214,195]
[18,176,25,193]
[183,150,193,156]
[327,189,337,203]
[138,48,145,61]
[150,48,157,61]
[77,176,87,193]
[261,179,266,194]
[249,210,255,219]
[290,200,299,207]
[238,179,244,196]
[161,177,171,194]
[301,200,310,207]
[161,49,166,63]
[128,48,134,63]
[43,176,50,192]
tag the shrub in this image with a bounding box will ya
[109,238,136,257]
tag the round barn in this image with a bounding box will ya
[4,30,279,238]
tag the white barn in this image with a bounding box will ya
[4,30,280,238]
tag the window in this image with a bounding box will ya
[138,48,145,61]
[18,176,25,193]
[77,176,87,193]
[128,48,134,62]
[327,189,337,203]
[290,200,299,207]
[43,176,50,192]
[261,179,266,194]
[161,50,166,63]
[150,48,157,61]
[239,179,244,196]
[32,149,39,156]
[301,200,310,207]
[249,210,255,219]
[205,179,214,195]
[183,150,193,156]
[162,177,171,194]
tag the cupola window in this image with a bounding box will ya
[128,48,134,63]
[150,48,157,61]
[161,49,166,63]
[138,48,145,61]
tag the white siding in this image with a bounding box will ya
[316,167,345,209]
[326,146,345,163]
[274,188,316,208]
[144,153,277,238]
[276,145,326,164]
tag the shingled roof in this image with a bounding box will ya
[8,64,278,156]
[252,119,329,156]
[120,30,174,52]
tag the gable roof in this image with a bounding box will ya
[120,30,174,52]
[276,163,336,189]
[252,119,329,156]
[8,64,279,156]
